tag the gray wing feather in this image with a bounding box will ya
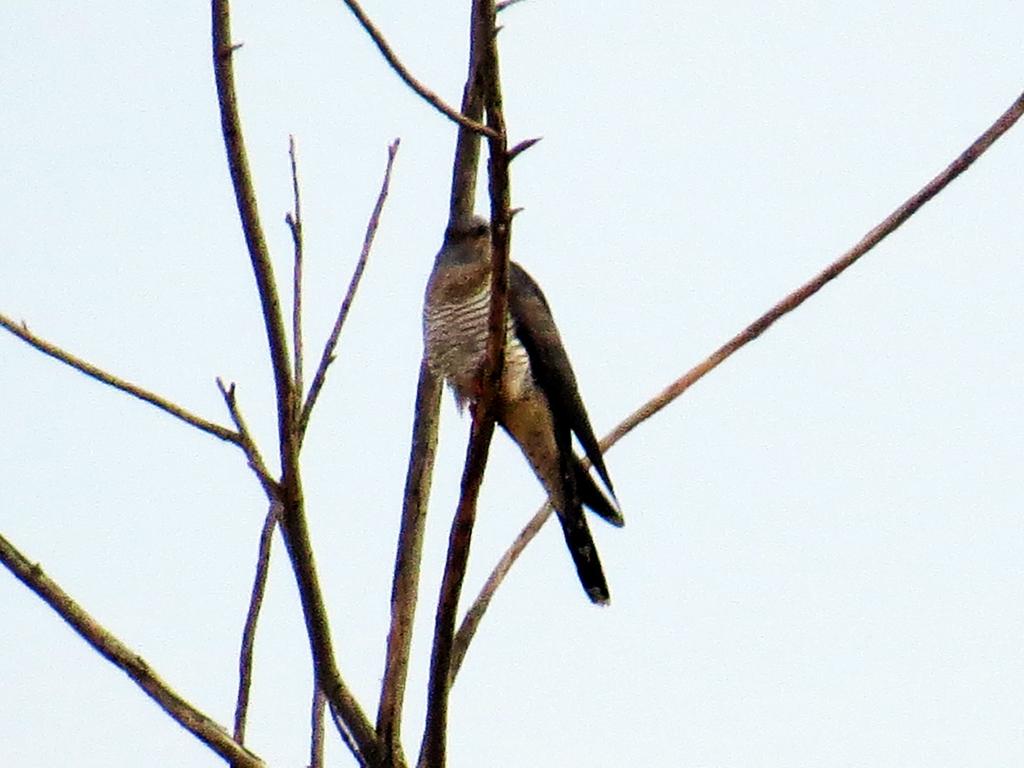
[507,262,617,498]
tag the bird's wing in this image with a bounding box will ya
[507,262,616,497]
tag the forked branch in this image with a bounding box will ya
[212,1,381,762]
[448,87,1024,682]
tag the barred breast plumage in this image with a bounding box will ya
[423,279,533,410]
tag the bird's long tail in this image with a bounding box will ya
[553,503,611,605]
[573,457,624,527]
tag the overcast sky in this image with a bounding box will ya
[2,3,1023,767]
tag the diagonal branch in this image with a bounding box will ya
[0,531,265,768]
[279,489,382,766]
[232,501,281,745]
[338,0,498,139]
[300,139,400,440]
[217,379,279,497]
[212,0,293,455]
[448,87,1024,683]
[0,313,240,446]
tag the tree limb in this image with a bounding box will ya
[213,2,381,762]
[338,0,498,139]
[0,313,240,446]
[212,0,293,455]
[300,139,400,441]
[375,6,490,757]
[0,531,265,768]
[449,86,1024,682]
[310,684,327,768]
[375,359,440,767]
[217,379,280,497]
[232,502,281,746]
[419,3,511,765]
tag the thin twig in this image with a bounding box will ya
[0,532,265,768]
[338,0,498,139]
[233,502,281,745]
[419,3,510,765]
[300,139,400,440]
[288,136,305,414]
[0,313,240,445]
[216,379,279,497]
[377,14,487,759]
[507,136,541,160]
[310,685,326,768]
[449,88,1024,681]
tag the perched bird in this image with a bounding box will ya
[423,214,623,604]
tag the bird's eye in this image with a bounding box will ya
[471,223,489,238]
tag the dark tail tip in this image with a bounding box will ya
[585,584,611,605]
[555,504,611,604]
[574,459,624,527]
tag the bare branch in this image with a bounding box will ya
[216,379,280,497]
[606,89,1024,447]
[0,313,240,445]
[0,531,265,768]
[310,685,326,768]
[375,360,441,766]
[213,3,380,763]
[338,0,498,139]
[300,139,400,440]
[271,494,381,764]
[419,2,512,764]
[447,54,486,223]
[212,0,293,455]
[377,8,488,754]
[270,474,380,764]
[418,413,499,768]
[450,87,1024,683]
[449,501,547,680]
[288,136,305,412]
[328,703,367,767]
[507,136,541,161]
[233,502,281,745]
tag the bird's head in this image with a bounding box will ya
[438,214,492,267]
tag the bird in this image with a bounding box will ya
[423,214,623,604]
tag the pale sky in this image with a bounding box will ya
[2,3,1023,767]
